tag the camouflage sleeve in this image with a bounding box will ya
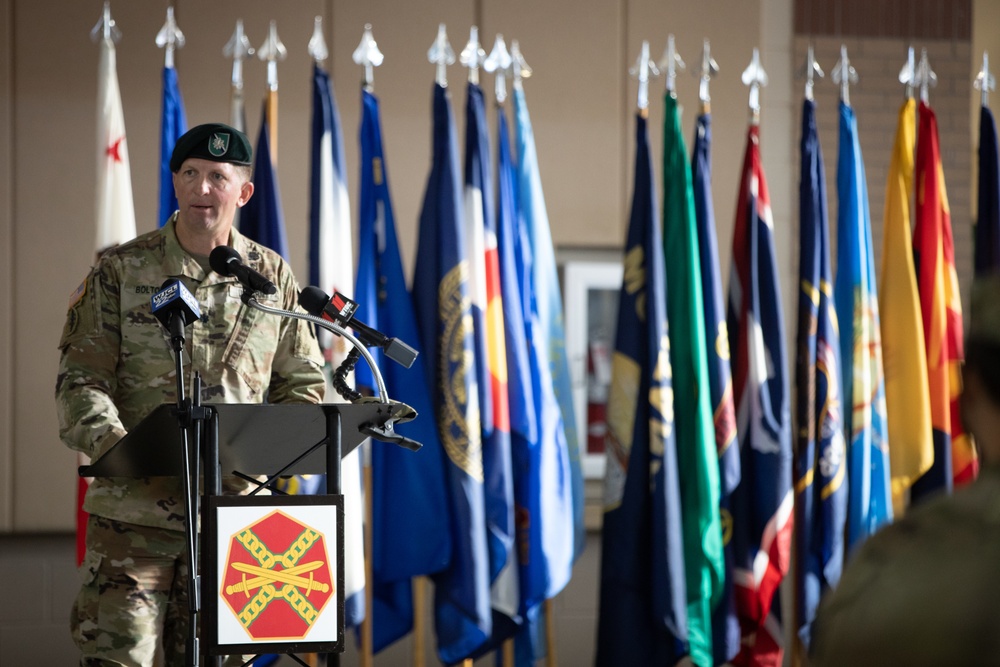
[266,264,326,405]
[55,259,128,460]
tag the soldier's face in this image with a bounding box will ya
[172,158,253,236]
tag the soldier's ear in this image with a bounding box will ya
[237,181,254,208]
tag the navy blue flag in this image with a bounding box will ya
[239,106,288,259]
[412,84,491,664]
[158,64,187,226]
[795,98,848,649]
[692,112,742,664]
[354,89,451,652]
[595,112,688,665]
[977,104,1000,276]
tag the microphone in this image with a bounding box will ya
[299,286,418,369]
[151,279,201,347]
[209,246,277,295]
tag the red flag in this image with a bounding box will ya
[912,101,977,499]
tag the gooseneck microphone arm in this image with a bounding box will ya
[243,296,389,402]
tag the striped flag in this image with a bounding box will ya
[354,89,451,652]
[911,101,977,498]
[879,98,933,514]
[158,64,187,227]
[794,98,847,648]
[976,103,1000,276]
[661,92,724,667]
[306,60,365,629]
[512,87,586,563]
[596,111,688,665]
[239,105,288,259]
[412,83,490,664]
[692,110,742,665]
[463,82,519,649]
[833,101,892,548]
[727,122,792,666]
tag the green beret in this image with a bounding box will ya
[170,123,252,172]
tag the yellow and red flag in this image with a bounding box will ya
[879,98,933,514]
[911,101,977,500]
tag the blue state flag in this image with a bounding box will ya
[239,105,288,259]
[501,101,577,666]
[795,98,848,648]
[691,111,741,664]
[977,104,1000,276]
[158,64,187,226]
[355,89,451,652]
[513,87,585,564]
[412,83,491,664]
[833,101,892,550]
[595,112,688,666]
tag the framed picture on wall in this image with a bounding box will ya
[560,255,623,480]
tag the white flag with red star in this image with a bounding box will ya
[95,33,136,253]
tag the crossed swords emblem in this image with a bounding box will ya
[226,560,330,597]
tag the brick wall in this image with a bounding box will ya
[792,35,974,314]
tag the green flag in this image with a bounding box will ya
[661,92,725,666]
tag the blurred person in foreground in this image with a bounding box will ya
[56,123,325,666]
[810,272,1000,665]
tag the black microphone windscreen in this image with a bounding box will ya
[209,246,241,277]
[298,286,330,317]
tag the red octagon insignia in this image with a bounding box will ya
[220,509,335,641]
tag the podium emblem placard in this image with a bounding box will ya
[211,495,344,654]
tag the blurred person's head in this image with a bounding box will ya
[962,272,1000,468]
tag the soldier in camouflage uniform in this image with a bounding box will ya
[56,123,326,666]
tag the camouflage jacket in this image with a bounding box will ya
[56,220,325,531]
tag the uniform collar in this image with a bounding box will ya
[160,214,255,288]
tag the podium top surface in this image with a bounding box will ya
[81,401,410,478]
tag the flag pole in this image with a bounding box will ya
[257,20,286,165]
[484,32,516,667]
[697,38,718,116]
[544,598,557,667]
[915,48,936,106]
[155,5,184,70]
[352,26,383,667]
[975,51,994,109]
[741,47,767,125]
[657,33,684,99]
[223,19,252,134]
[832,44,858,106]
[629,40,659,118]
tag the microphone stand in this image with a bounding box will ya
[164,311,210,667]
[242,292,390,401]
[240,290,419,667]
